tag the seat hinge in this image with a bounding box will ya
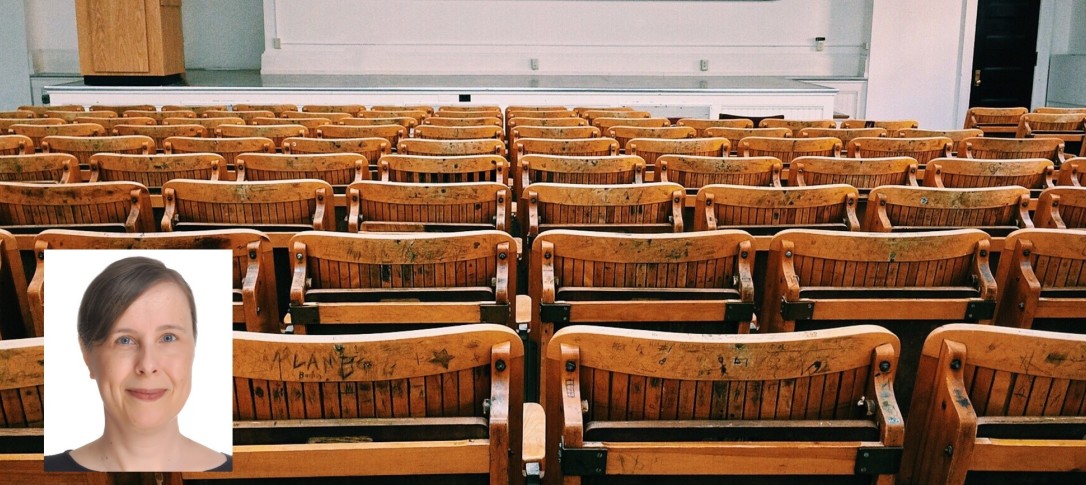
[559,442,607,476]
[855,446,903,475]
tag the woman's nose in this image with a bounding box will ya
[135,346,158,375]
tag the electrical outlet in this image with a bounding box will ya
[530,58,539,71]
[699,59,709,72]
[272,38,282,50]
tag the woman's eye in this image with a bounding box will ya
[116,336,134,345]
[162,334,177,343]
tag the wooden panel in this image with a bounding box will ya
[87,0,150,73]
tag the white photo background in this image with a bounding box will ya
[43,249,233,456]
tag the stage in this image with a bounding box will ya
[44,70,838,120]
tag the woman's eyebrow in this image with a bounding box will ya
[110,324,190,335]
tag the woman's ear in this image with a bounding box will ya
[80,343,96,380]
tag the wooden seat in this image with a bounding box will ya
[1059,156,1086,186]
[371,105,435,116]
[0,110,34,119]
[15,104,84,117]
[232,103,299,116]
[790,156,919,194]
[282,110,353,123]
[317,124,407,149]
[510,125,599,142]
[423,116,502,127]
[901,324,1086,485]
[341,116,419,134]
[123,109,196,123]
[580,110,652,125]
[839,119,919,131]
[236,153,368,192]
[964,106,1028,136]
[29,228,278,333]
[88,153,226,192]
[738,136,841,167]
[993,228,1086,328]
[958,136,1068,168]
[0,229,31,338]
[1035,107,1086,114]
[1035,186,1086,229]
[0,337,46,478]
[799,127,888,146]
[676,117,754,136]
[254,116,328,132]
[9,123,104,150]
[41,135,155,167]
[704,127,791,155]
[163,116,245,136]
[90,104,155,116]
[161,105,228,116]
[847,136,952,166]
[544,324,903,483]
[923,157,1055,196]
[399,138,506,157]
[193,324,524,482]
[219,124,308,148]
[1016,112,1086,155]
[507,117,590,148]
[522,182,684,240]
[865,185,1032,235]
[203,109,275,124]
[347,181,511,233]
[694,184,861,235]
[415,125,504,140]
[759,118,837,136]
[438,105,502,114]
[287,231,518,331]
[433,110,503,120]
[285,138,391,172]
[520,155,645,194]
[378,154,508,184]
[506,105,571,118]
[626,137,729,174]
[590,117,672,135]
[896,128,984,155]
[0,118,63,134]
[0,135,34,156]
[164,136,275,168]
[608,126,695,152]
[658,155,783,193]
[44,110,116,123]
[161,180,335,242]
[114,123,207,148]
[0,153,81,184]
[0,181,155,247]
[82,116,156,132]
[300,104,366,116]
[362,108,430,125]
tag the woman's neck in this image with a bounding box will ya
[86,419,188,471]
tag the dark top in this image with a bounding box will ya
[44,450,232,472]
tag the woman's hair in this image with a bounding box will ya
[77,256,197,348]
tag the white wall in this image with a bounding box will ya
[0,0,31,107]
[22,0,264,74]
[866,0,972,129]
[1045,0,1086,107]
[262,0,872,76]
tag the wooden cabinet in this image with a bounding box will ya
[75,0,184,83]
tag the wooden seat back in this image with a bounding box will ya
[545,325,902,482]
[694,184,861,234]
[896,128,984,143]
[0,229,31,338]
[219,124,308,148]
[790,155,919,191]
[924,157,1055,193]
[506,105,571,118]
[203,110,276,124]
[0,110,34,119]
[609,126,696,152]
[44,110,116,123]
[705,127,791,154]
[1015,112,1085,140]
[284,137,390,173]
[288,230,518,330]
[219,324,522,481]
[590,117,672,135]
[1059,156,1086,186]
[993,228,1086,328]
[759,118,837,136]
[88,153,226,191]
[414,125,504,140]
[438,104,502,113]
[902,324,1086,484]
[423,116,502,127]
[433,110,502,120]
[161,179,335,238]
[114,123,207,148]
[317,124,406,149]
[363,108,430,125]
[738,136,841,166]
[1034,186,1086,229]
[341,116,419,133]
[626,137,729,171]
[0,336,45,476]
[0,153,80,184]
[520,154,644,194]
[510,125,599,142]
[798,127,888,146]
[958,136,1067,167]
[348,181,511,233]
[30,228,277,334]
[378,154,507,184]
[160,105,228,116]
[573,106,636,116]
[371,105,435,116]
[10,124,103,150]
[761,228,997,333]
[164,136,274,166]
[300,104,366,116]
[398,138,505,157]
[847,136,952,166]
[965,106,1028,135]
[0,118,63,134]
[581,110,652,124]
[676,117,754,136]
[90,104,155,116]
[16,105,84,117]
[123,109,196,123]
[282,110,353,123]
[658,155,783,192]
[865,185,1032,235]
[254,116,328,132]
[507,116,588,148]
[235,153,368,190]
[522,182,685,238]
[840,119,919,131]
[163,116,244,136]
[83,116,155,132]
[0,134,34,156]
[0,181,155,242]
[232,103,299,116]
[1034,107,1086,114]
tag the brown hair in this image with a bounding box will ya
[77,256,197,348]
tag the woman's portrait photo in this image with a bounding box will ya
[43,250,233,472]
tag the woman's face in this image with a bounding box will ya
[82,282,195,432]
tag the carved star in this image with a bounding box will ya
[430,349,455,369]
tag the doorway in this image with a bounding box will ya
[969,0,1041,108]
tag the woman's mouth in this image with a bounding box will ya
[126,389,166,401]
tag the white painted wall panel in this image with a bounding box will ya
[0,0,32,107]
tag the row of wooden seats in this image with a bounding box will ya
[3,318,1083,483]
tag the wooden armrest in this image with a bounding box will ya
[516,294,531,326]
[523,403,546,464]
